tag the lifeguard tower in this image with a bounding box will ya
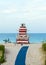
[16,24,29,44]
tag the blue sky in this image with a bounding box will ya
[0,0,46,33]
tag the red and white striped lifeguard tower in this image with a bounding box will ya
[16,24,29,44]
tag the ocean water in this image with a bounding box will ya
[0,33,46,43]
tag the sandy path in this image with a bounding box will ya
[1,43,44,65]
[26,44,44,65]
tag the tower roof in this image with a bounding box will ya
[20,24,26,28]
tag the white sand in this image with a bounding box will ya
[0,43,44,65]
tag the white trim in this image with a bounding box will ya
[17,41,28,43]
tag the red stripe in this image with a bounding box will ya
[19,29,26,30]
[19,29,26,31]
[17,39,28,41]
[19,31,26,32]
[17,42,28,43]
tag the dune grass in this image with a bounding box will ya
[42,42,46,65]
[0,45,5,63]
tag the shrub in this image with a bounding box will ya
[0,45,5,63]
[0,45,5,53]
[42,43,46,52]
[42,42,46,65]
[45,59,46,65]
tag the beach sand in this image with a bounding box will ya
[0,43,44,65]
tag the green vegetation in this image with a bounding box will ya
[45,60,46,65]
[42,42,46,65]
[0,45,5,63]
[42,43,46,52]
[3,38,11,43]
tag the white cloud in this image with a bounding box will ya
[0,9,16,14]
[32,0,44,3]
[0,0,46,21]
[0,0,46,33]
[32,5,46,11]
[32,15,46,20]
[31,0,46,20]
